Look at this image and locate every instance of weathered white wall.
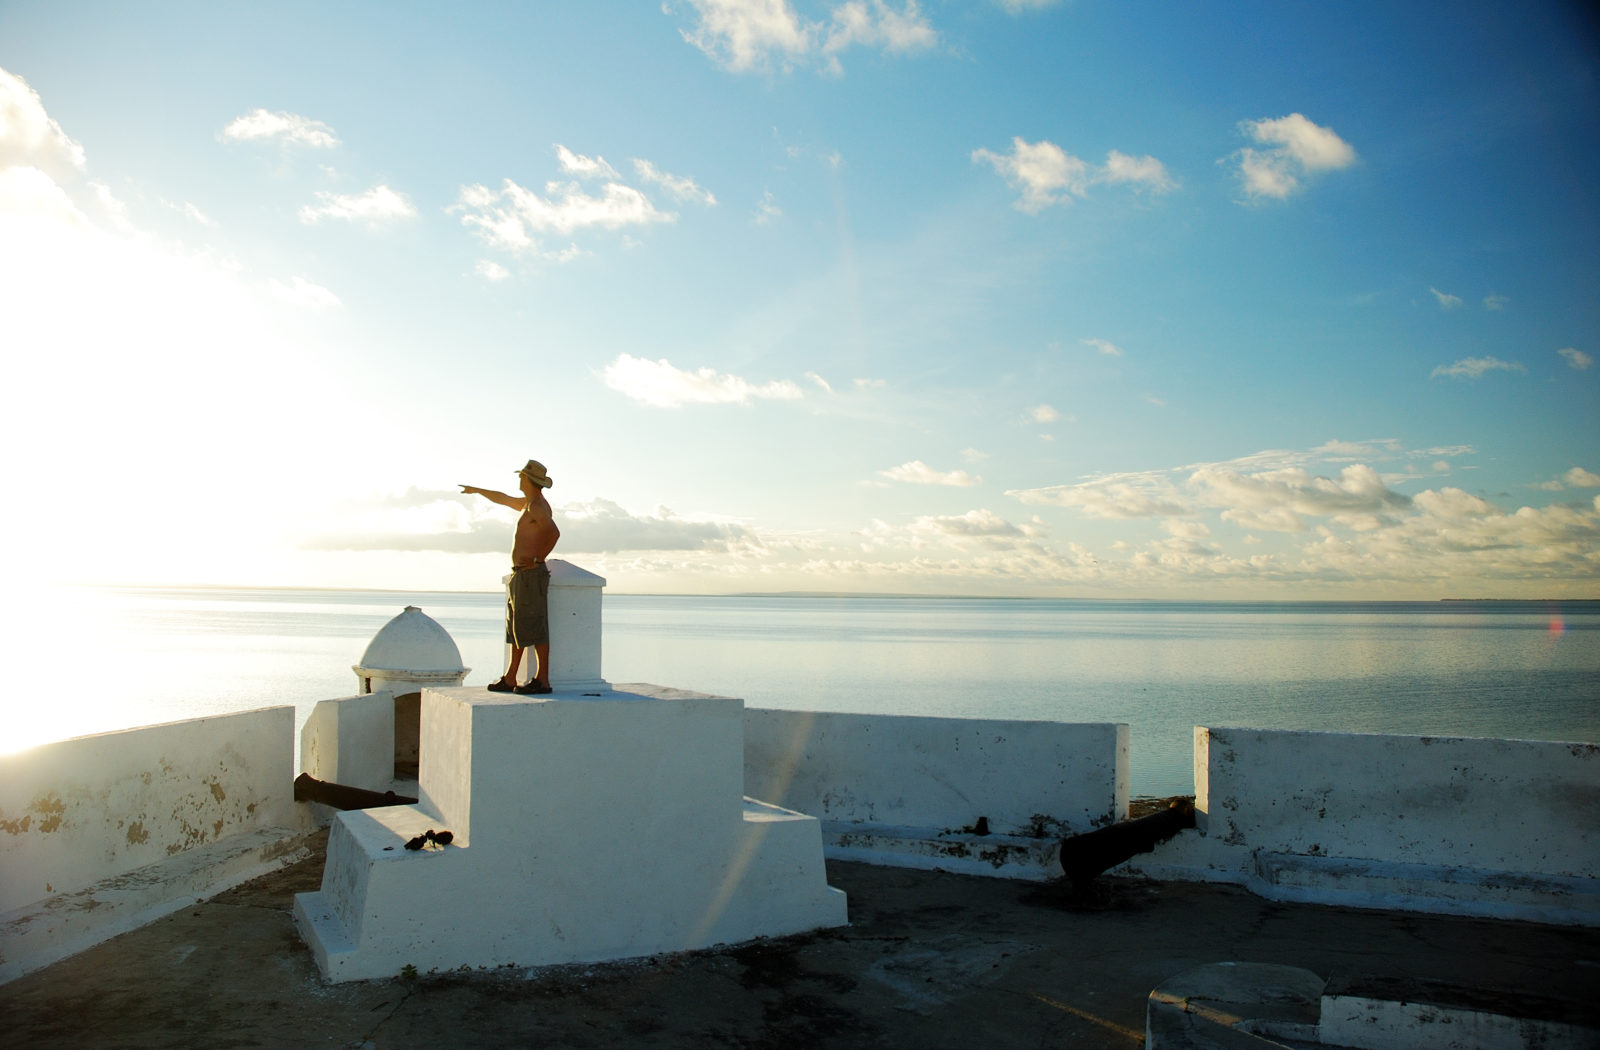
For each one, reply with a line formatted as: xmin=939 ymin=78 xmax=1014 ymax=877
xmin=0 ymin=707 xmax=313 ymax=982
xmin=743 ymin=708 xmax=1128 ymax=878
xmin=300 ymin=690 xmax=396 ymax=794
xmin=1127 ymin=727 xmax=1600 ymax=924
xmin=0 ymin=707 xmax=301 ymax=912
xmin=296 ymin=685 xmax=845 ymax=982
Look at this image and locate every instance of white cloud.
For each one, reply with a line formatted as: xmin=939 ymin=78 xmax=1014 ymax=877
xmin=1193 ymin=463 xmax=1411 ymax=533
xmin=1029 ymin=403 xmax=1060 ymax=423
xmin=268 ymin=275 xmax=342 ymax=310
xmin=675 ymin=0 xmax=936 ymax=73
xmin=1100 ymin=150 xmax=1178 ymax=192
xmin=633 ymin=158 xmax=717 ymax=205
xmin=1483 ymin=294 xmax=1509 ymax=311
xmin=1233 ymin=113 xmax=1356 ymax=200
xmin=996 ymin=0 xmax=1060 ymax=12
xmin=754 ymin=189 xmax=783 ymax=224
xmin=0 ymin=68 xmax=86 ymax=177
xmin=676 ymin=0 xmax=814 ymax=72
xmin=1562 ymin=467 xmax=1600 ymax=488
xmin=972 ymin=137 xmax=1173 ymax=211
xmin=219 ymin=108 xmax=339 ymax=149
xmin=556 ymin=145 xmax=619 ymax=180
xmin=601 ymin=353 xmax=804 ymax=407
xmin=1010 ymin=472 xmax=1192 ymax=519
xmin=558 ymin=499 xmax=762 ymax=553
xmin=455 ymin=176 xmax=672 ymax=252
xmin=1430 ymin=356 xmax=1526 ymax=380
xmin=1558 ymin=347 xmax=1593 ymax=370
xmin=878 ymin=461 xmax=982 ymax=487
xmin=824 ymin=1 xmax=938 ymax=57
xmin=1430 ymin=286 xmax=1463 ymax=309
xmin=474 ymin=259 xmax=510 ymax=282
xmin=298 ymin=184 xmax=416 ymax=227
xmin=1082 ymin=337 xmax=1124 ymax=356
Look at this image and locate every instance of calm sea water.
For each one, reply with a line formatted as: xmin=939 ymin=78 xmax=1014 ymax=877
xmin=11 ymin=587 xmax=1598 ymax=798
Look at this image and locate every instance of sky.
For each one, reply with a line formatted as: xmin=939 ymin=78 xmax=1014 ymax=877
xmin=2 ymin=0 xmax=1597 ymax=599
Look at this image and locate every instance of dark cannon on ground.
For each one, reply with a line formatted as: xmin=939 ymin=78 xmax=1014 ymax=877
xmin=1058 ymin=797 xmax=1195 ymax=887
xmin=293 ymin=772 xmax=419 ymax=811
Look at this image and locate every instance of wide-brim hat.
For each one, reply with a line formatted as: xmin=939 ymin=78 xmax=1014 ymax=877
xmin=517 ymin=459 xmax=553 ymax=488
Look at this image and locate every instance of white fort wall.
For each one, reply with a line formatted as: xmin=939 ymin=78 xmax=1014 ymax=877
xmin=1124 ymin=727 xmax=1600 ymax=925
xmin=0 ymin=707 xmax=316 ymax=983
xmin=743 ymin=708 xmax=1129 ymax=880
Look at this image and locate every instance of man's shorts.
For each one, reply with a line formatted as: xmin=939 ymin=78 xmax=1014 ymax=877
xmin=506 ymin=564 xmax=551 ymax=647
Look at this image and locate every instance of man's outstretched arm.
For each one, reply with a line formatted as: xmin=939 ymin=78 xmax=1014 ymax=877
xmin=460 ymin=484 xmax=526 ymax=510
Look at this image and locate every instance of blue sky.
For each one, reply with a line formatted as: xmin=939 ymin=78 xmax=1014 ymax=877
xmin=2 ymin=0 xmax=1596 ymax=597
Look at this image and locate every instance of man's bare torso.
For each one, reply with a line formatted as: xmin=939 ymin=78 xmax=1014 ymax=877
xmin=513 ymin=491 xmax=560 ymax=568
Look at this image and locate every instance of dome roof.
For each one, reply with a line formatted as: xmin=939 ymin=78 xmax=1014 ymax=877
xmin=356 ymin=606 xmax=466 ymax=673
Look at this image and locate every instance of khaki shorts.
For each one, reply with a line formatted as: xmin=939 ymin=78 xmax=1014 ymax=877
xmin=506 ymin=564 xmax=550 ymax=647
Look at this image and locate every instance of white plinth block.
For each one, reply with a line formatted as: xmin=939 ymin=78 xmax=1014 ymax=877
xmin=294 ymin=685 xmax=846 ymax=982
xmin=500 ymin=560 xmax=609 ymax=693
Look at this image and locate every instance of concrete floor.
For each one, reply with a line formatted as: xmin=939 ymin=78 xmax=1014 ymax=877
xmin=5 ymin=829 xmax=1597 ymax=1049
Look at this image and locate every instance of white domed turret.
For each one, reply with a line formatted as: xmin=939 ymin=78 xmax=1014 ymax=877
xmin=353 ymin=606 xmax=470 ymax=695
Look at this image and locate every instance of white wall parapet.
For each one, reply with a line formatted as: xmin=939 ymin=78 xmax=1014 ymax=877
xmin=743 ymin=708 xmax=1130 ymax=880
xmin=1122 ymin=727 xmax=1600 ymax=925
xmin=0 ymin=707 xmax=315 ymax=983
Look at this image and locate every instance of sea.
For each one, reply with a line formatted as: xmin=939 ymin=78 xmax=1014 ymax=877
xmin=11 ymin=587 xmax=1598 ymax=799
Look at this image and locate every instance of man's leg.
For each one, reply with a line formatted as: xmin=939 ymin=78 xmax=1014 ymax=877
xmin=532 ymin=642 xmax=550 ymax=687
xmin=489 ymin=646 xmax=525 ymax=691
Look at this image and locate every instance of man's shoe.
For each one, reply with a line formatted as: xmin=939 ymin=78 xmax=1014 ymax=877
xmin=515 ymin=681 xmax=553 ymax=695
xmin=486 ymin=679 xmax=515 ymax=693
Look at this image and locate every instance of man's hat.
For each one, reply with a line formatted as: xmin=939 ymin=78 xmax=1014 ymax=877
xmin=517 ymin=460 xmax=553 ymax=488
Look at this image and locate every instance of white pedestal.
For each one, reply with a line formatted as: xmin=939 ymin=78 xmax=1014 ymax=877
xmin=501 ymin=560 xmax=609 ymax=692
xmin=294 ymin=685 xmax=846 ymax=982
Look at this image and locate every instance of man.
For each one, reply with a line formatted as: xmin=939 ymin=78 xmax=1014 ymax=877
xmin=460 ymin=460 xmax=561 ymax=694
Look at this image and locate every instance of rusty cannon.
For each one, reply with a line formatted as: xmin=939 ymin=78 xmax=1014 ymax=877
xmin=293 ymin=772 xmax=419 ymax=811
xmin=1058 ymin=797 xmax=1195 ymax=887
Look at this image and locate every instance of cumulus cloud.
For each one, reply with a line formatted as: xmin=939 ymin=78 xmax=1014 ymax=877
xmin=455 ymin=144 xmax=703 ymax=255
xmin=1192 ymin=463 xmax=1411 ymax=533
xmin=268 ymin=276 xmax=342 ymax=310
xmin=0 ymin=68 xmax=86 ymax=177
xmin=559 ymin=499 xmax=761 ymax=553
xmin=633 ymin=159 xmax=716 ymax=205
xmin=675 ymin=0 xmax=935 ymax=74
xmin=601 ymin=353 xmax=804 ymax=407
xmin=1232 ymin=113 xmax=1356 ymax=201
xmin=1029 ymin=404 xmax=1060 ymax=424
xmin=972 ymin=137 xmax=1174 ymax=211
xmin=455 ymin=176 xmax=670 ymax=250
xmin=474 ymin=259 xmax=510 ymax=282
xmin=298 ymin=185 xmax=416 ymax=227
xmin=1430 ymin=356 xmax=1526 ymax=380
xmin=220 ymin=108 xmax=340 ymax=149
xmin=824 ymin=0 xmax=938 ymax=56
xmin=879 ymin=461 xmax=982 ymax=487
xmin=556 ymin=145 xmax=620 ymax=180
xmin=1559 ymin=347 xmax=1593 ymax=370
xmin=1082 ymin=337 xmax=1124 ymax=356
xmin=1010 ymin=472 xmax=1192 ymax=519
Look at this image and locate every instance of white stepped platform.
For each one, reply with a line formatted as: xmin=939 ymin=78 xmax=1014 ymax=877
xmin=294 ymin=684 xmax=846 ymax=983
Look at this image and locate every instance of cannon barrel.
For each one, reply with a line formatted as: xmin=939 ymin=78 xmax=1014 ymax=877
xmin=293 ymin=772 xmax=419 ymax=811
xmin=1058 ymin=798 xmax=1195 ymax=885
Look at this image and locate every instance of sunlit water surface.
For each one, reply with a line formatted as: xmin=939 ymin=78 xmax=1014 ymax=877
xmin=11 ymin=588 xmax=1596 ymax=797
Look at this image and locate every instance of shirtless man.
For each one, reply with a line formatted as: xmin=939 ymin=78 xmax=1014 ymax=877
xmin=460 ymin=460 xmax=561 ymax=694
